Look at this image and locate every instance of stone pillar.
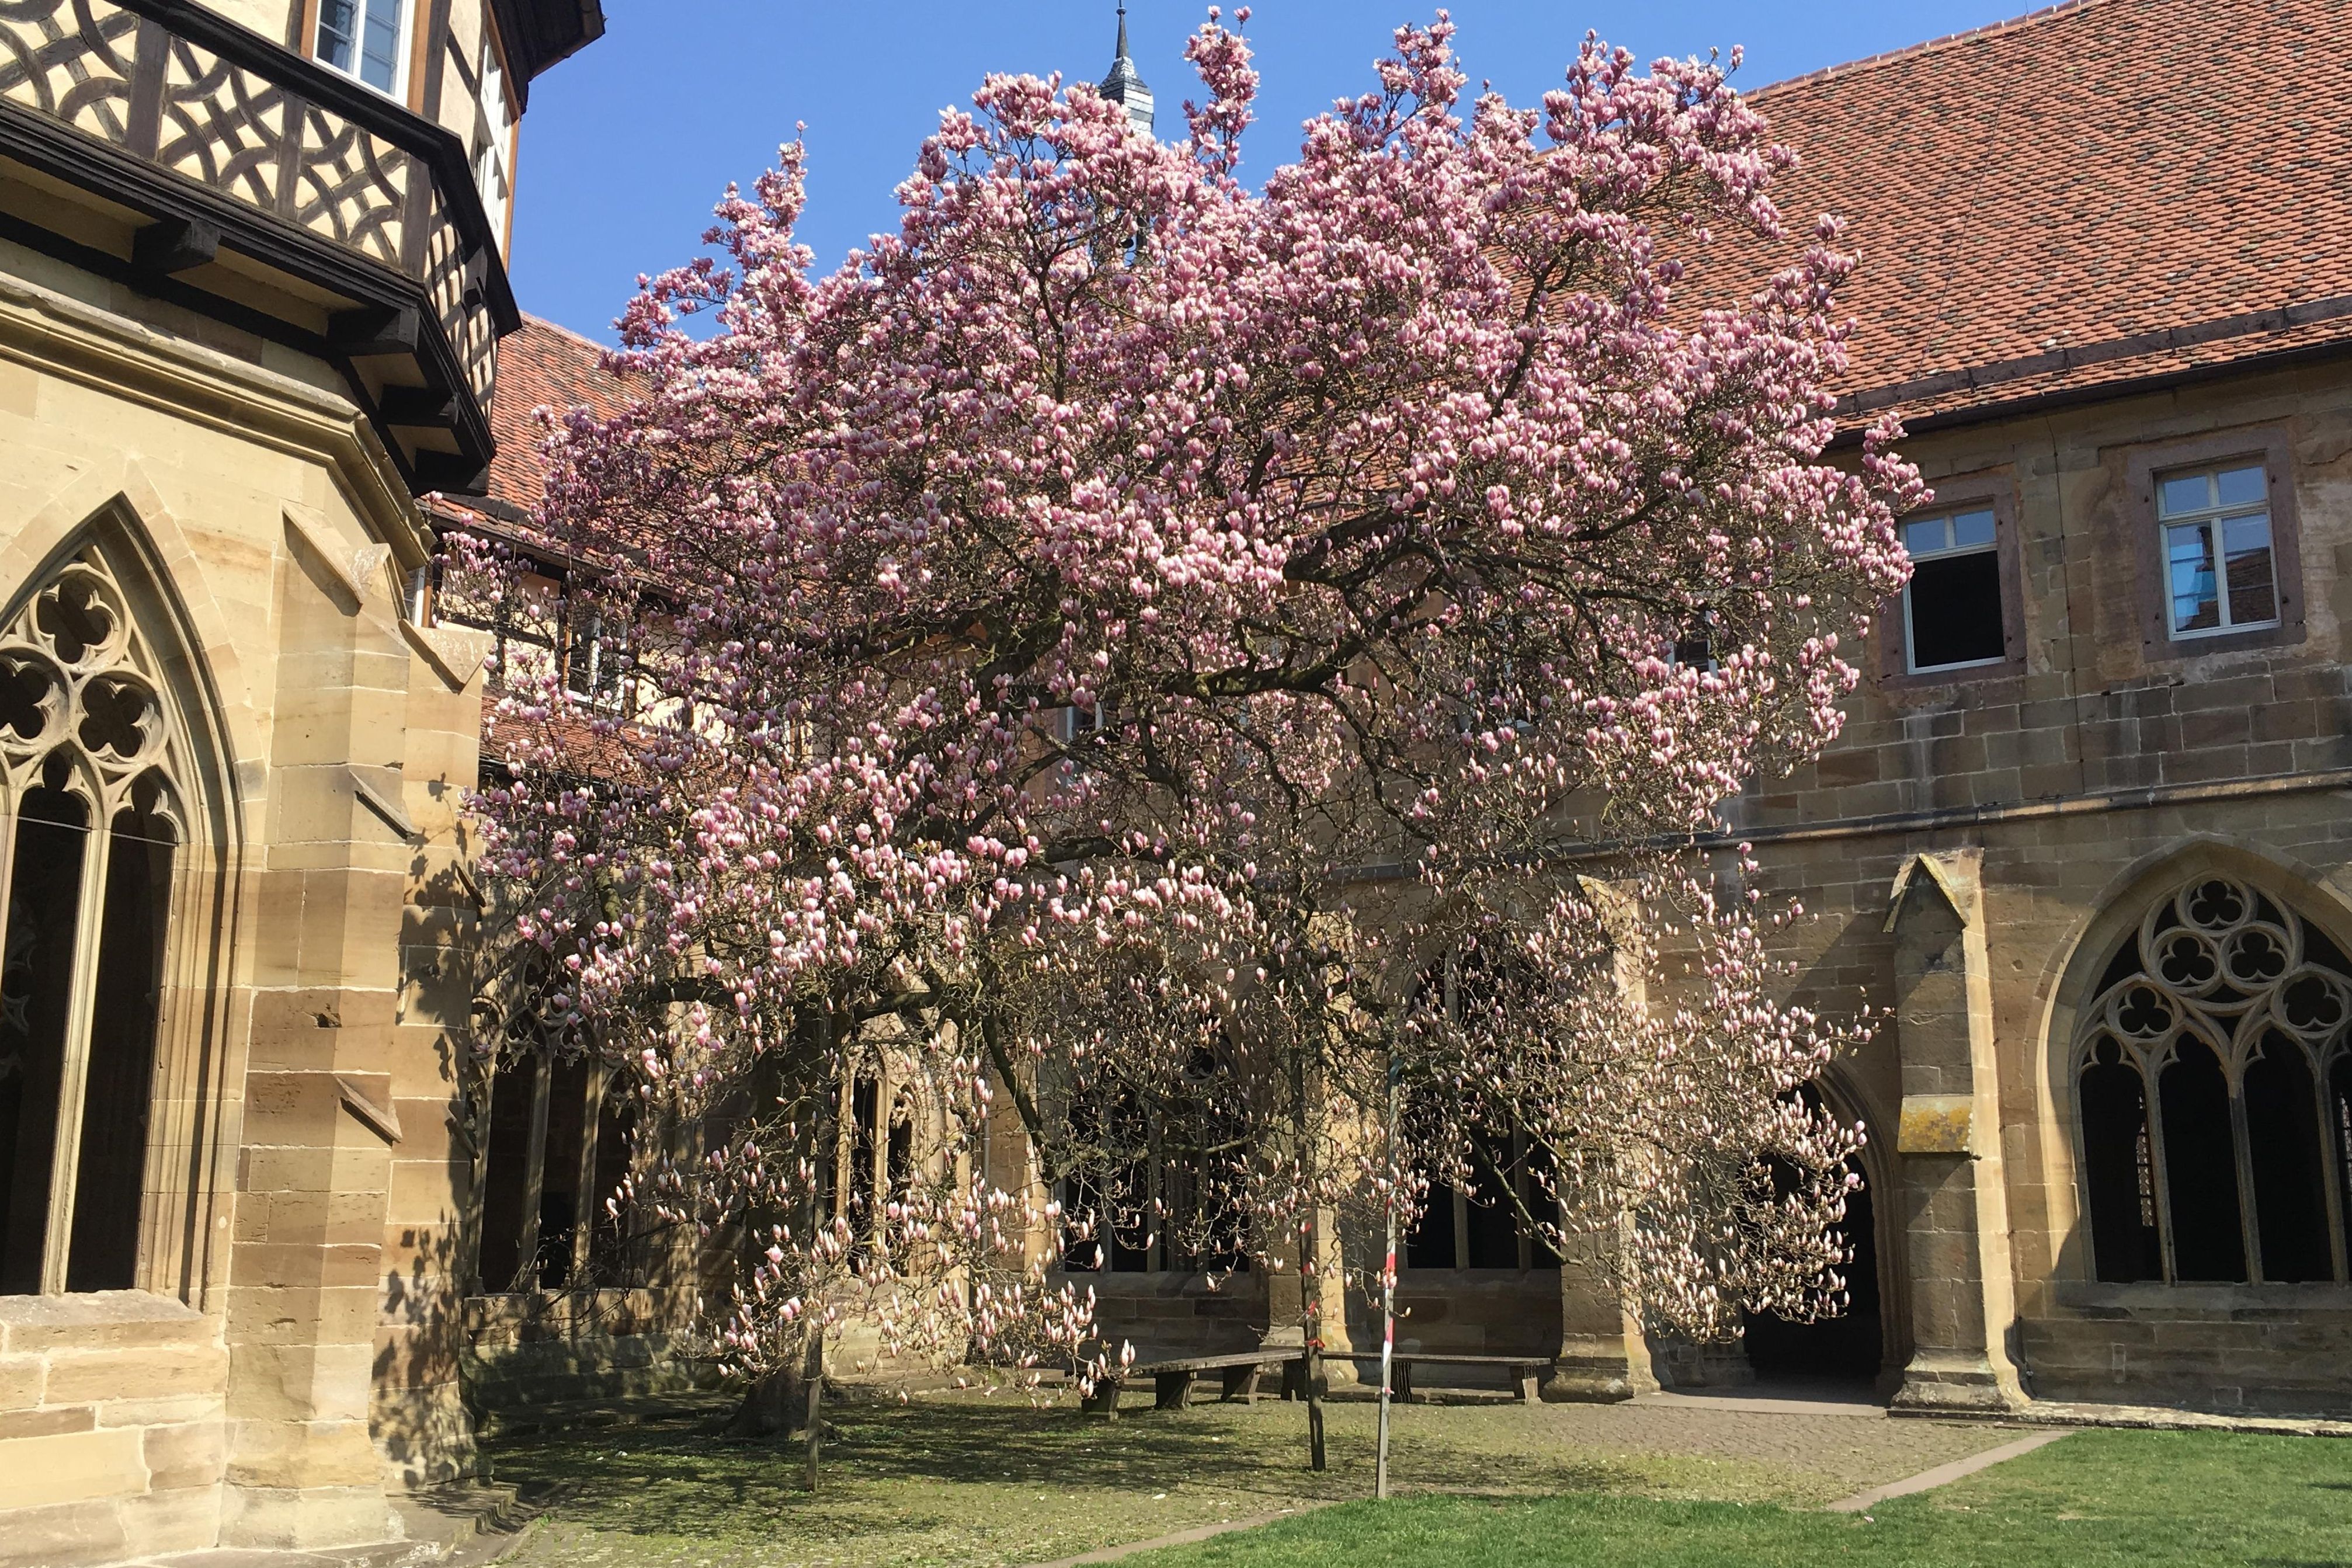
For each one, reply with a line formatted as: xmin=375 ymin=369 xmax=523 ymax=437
xmin=220 ymin=512 xmax=410 ymax=1548
xmin=1263 ymin=1207 xmax=1357 ymax=1391
xmin=1883 ymin=850 xmax=2024 ymax=1413
xmin=373 ymin=618 xmax=492 ymax=1487
xmin=1547 ymin=1226 xmax=1659 ymax=1400
xmin=1544 ymin=878 xmax=1659 ymax=1402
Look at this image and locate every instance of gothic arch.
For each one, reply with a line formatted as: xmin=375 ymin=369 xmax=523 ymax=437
xmin=2039 ymin=842 xmax=2352 ymax=1287
xmin=1808 ymin=1060 xmax=1910 ymax=1383
xmin=0 ymin=498 xmax=239 ymax=1301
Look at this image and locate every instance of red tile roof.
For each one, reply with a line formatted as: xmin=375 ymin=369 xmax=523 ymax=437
xmin=484 ymin=314 xmax=633 ymax=514
xmin=1748 ymin=0 xmax=2352 ymax=429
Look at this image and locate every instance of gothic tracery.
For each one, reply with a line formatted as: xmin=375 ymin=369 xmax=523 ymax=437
xmin=2076 ymin=875 xmax=2352 ymax=1285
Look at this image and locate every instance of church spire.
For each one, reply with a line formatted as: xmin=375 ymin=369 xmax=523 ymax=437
xmin=1100 ymin=2 xmax=1154 ymax=137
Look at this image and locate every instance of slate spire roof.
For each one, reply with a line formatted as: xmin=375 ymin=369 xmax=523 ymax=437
xmin=1100 ymin=3 xmax=1154 ymax=136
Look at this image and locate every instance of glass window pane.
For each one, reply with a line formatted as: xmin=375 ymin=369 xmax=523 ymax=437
xmin=1902 ymin=517 xmax=1947 ymax=556
xmin=360 ymin=0 xmax=404 ymax=92
xmin=315 ymin=0 xmax=358 ymax=71
xmin=2221 ymin=514 xmax=2277 ymax=627
xmin=2158 ymin=473 xmax=2211 ymax=519
xmin=2166 ymin=522 xmax=2220 ymax=633
xmin=1949 ymin=508 xmax=1997 ymax=550
xmin=2216 ymin=465 xmax=2267 ymax=509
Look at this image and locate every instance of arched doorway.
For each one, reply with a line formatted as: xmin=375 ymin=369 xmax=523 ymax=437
xmin=1739 ymin=1084 xmax=1892 ymax=1388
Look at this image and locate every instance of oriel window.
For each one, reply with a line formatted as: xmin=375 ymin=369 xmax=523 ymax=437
xmin=2158 ymin=464 xmax=2279 ymax=639
xmin=1901 ymin=506 xmax=2005 ymax=673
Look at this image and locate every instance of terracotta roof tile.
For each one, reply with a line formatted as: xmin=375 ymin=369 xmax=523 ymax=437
xmin=1745 ymin=0 xmax=2352 ymax=426
xmin=483 ymin=314 xmax=633 ymax=514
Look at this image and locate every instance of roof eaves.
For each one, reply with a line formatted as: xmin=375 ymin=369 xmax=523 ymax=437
xmin=1749 ymin=0 xmax=2107 ymax=100
xmin=1828 ymin=322 xmax=2352 ymax=447
xmin=1839 ymin=291 xmax=2352 ymax=422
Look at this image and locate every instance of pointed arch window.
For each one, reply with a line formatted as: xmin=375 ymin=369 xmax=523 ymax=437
xmin=0 ymin=547 xmax=194 ymax=1295
xmin=2075 ymin=876 xmax=2352 ymax=1285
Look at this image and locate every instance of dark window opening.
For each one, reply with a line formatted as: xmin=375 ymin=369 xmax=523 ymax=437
xmin=1906 ymin=551 xmax=2006 ymax=670
xmin=849 ymin=1073 xmax=879 ymax=1260
xmin=585 ymin=1086 xmax=639 ymax=1285
xmin=65 ymin=802 xmax=175 ymax=1292
xmin=2081 ymin=1041 xmax=2163 ymax=1282
xmin=1464 ymin=1129 xmax=1521 ymax=1269
xmin=531 ymin=1054 xmax=590 ymax=1289
xmin=475 ymin=1052 xmax=540 ymax=1292
xmin=2333 ymin=1057 xmax=2352 ymax=1271
xmin=2245 ymin=1037 xmax=2331 ymax=1282
xmin=0 ymin=787 xmax=89 ymax=1294
xmin=2159 ymin=1039 xmax=2247 ymax=1282
xmin=1404 ymin=1174 xmax=1457 ymax=1270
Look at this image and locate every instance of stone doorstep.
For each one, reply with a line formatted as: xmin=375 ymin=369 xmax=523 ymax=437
xmin=1888 ymin=1396 xmax=2352 ymax=1438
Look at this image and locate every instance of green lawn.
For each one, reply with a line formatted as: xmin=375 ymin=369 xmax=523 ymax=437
xmin=488 ymin=1391 xmax=2349 ymax=1568
xmin=1135 ymin=1429 xmax=2352 ymax=1567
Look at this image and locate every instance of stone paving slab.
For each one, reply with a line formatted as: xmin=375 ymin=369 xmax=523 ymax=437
xmin=1825 ymin=1430 xmax=2071 ymax=1513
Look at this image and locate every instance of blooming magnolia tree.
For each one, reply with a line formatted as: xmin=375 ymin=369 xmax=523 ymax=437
xmin=467 ymin=8 xmax=1920 ymax=1454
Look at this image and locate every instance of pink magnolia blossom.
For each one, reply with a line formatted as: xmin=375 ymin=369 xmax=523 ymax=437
xmin=461 ymin=12 xmax=1918 ymax=1404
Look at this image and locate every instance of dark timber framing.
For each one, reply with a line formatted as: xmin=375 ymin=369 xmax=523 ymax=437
xmin=0 ymin=0 xmax=534 ymax=493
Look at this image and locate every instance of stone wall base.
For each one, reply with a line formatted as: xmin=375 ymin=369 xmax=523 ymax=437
xmin=1892 ymin=1349 xmax=2023 ymax=1413
xmin=219 ymin=1482 xmax=400 ymax=1552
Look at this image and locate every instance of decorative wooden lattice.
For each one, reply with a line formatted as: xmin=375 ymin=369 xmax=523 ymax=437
xmin=0 ymin=0 xmax=498 ymax=413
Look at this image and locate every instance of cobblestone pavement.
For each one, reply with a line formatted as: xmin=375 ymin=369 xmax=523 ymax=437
xmin=1509 ymin=1390 xmax=2030 ymax=1501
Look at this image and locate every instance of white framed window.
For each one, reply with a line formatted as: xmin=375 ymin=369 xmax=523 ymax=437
xmin=315 ymin=0 xmax=413 ymax=98
xmin=1901 ymin=506 xmax=2004 ymax=673
xmin=2158 ymin=463 xmax=2278 ymax=639
xmin=473 ymin=32 xmax=517 ymax=254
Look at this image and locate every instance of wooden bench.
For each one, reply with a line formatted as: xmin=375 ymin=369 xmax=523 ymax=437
xmin=1081 ymin=1350 xmax=1302 ymax=1414
xmin=1380 ymin=1353 xmax=1552 ymax=1402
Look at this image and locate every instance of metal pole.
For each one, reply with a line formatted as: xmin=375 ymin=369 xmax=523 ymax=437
xmin=1375 ymin=1049 xmax=1398 ymax=1500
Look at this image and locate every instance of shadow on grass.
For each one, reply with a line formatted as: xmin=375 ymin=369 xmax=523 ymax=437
xmin=488 ymin=1398 xmax=1654 ymax=1543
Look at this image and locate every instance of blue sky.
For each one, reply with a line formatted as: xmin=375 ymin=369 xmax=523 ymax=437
xmin=509 ymin=1 xmax=2033 ymax=342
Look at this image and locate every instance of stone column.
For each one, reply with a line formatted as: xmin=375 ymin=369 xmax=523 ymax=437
xmin=1544 ymin=878 xmax=1658 ymax=1402
xmin=1883 ymin=850 xmax=2024 ymax=1413
xmin=220 ymin=512 xmax=410 ymax=1548
xmin=373 ymin=617 xmax=492 ymax=1488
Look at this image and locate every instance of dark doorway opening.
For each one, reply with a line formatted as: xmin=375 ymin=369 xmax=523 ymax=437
xmin=1741 ymin=1163 xmax=1885 ymax=1386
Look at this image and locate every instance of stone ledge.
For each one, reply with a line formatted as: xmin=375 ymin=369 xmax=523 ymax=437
xmin=0 ymin=1291 xmax=214 ymax=1355
xmin=1891 ymin=1395 xmax=2352 ymax=1437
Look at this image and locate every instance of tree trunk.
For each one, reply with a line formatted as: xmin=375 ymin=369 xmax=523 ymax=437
xmin=718 ymin=1363 xmax=802 ymax=1441
xmin=1303 ymin=1213 xmax=1328 ymax=1473
xmin=802 ymin=1322 xmax=826 ymax=1489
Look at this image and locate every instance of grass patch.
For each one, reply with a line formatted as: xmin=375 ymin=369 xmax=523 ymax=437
xmin=1135 ymin=1429 xmax=2352 ymax=1567
xmin=489 ymin=1389 xmax=2018 ymax=1567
